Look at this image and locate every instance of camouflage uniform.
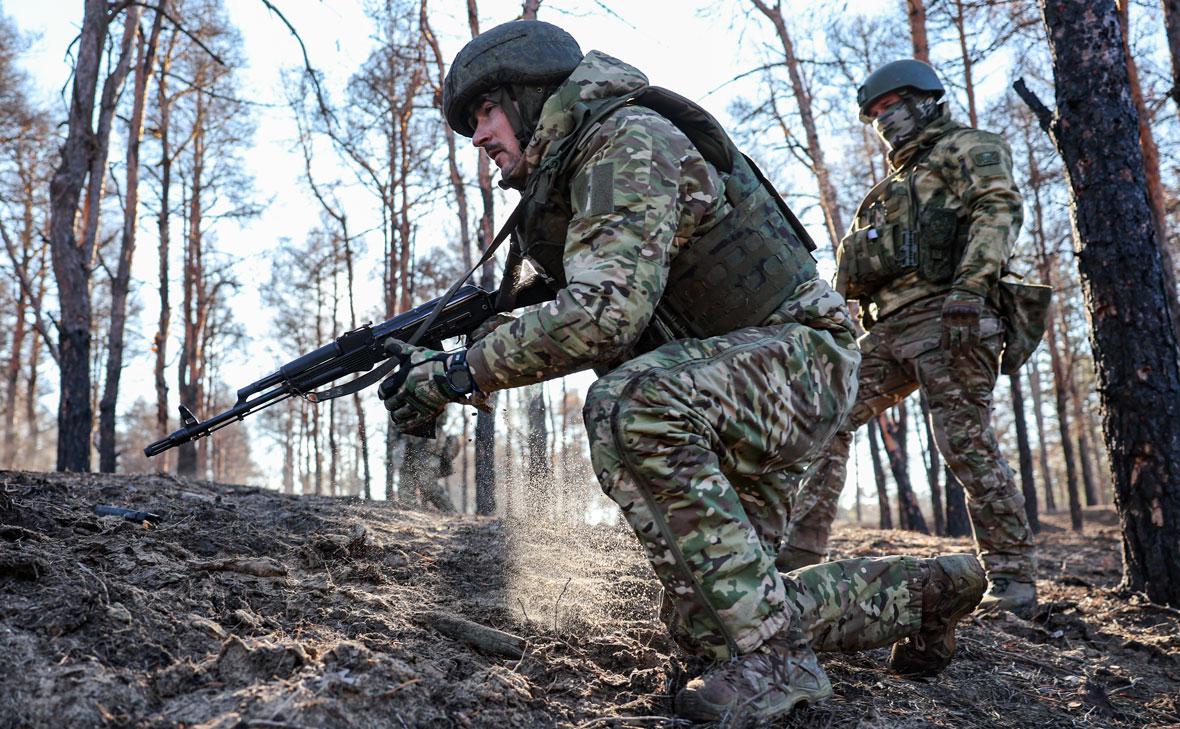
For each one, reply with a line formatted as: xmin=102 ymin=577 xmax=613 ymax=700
xmin=464 ymin=51 xmax=969 ymax=661
xmin=791 ymin=107 xmax=1036 ymax=586
xmin=398 ymin=434 xmax=460 ymax=513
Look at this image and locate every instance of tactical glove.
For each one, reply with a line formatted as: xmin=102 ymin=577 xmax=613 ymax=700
xmin=378 ymin=340 xmax=477 ymax=438
xmin=940 ymin=290 xmax=984 ymax=360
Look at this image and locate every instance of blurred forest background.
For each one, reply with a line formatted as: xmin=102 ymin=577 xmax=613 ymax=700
xmin=0 ymin=0 xmax=1177 ymax=574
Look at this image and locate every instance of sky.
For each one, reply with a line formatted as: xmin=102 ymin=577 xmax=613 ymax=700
xmin=6 ymin=0 xmax=946 ymax=509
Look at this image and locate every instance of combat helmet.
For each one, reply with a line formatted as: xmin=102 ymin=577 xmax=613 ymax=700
xmin=857 ymin=59 xmax=945 ymax=118
xmin=442 ymin=20 xmax=583 ymax=141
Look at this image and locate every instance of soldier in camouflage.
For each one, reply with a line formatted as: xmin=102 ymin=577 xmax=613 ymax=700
xmin=786 ymin=60 xmax=1038 ymax=615
xmin=378 ymin=23 xmax=986 ymax=722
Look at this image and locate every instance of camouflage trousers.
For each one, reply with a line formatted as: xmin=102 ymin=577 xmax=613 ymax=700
xmin=790 ymin=294 xmax=1035 ymax=582
xmin=787 ymin=555 xmax=927 ymax=651
xmin=660 ymin=554 xmax=934 ymax=656
xmin=584 ymin=319 xmax=859 ymax=660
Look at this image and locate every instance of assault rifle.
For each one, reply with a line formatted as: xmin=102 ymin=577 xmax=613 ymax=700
xmin=144 ymin=281 xmax=548 ymax=457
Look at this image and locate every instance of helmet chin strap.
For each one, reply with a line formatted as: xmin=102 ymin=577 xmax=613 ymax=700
xmin=494 ymin=84 xmax=556 ymax=148
xmin=490 ymin=86 xmax=532 ymax=147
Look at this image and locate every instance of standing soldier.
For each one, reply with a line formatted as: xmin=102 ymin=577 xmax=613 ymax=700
xmin=379 ymin=24 xmax=986 ymax=721
xmin=787 ymin=60 xmax=1037 ymax=615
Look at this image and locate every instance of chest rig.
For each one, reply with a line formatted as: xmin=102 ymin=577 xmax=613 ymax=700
xmin=496 ymin=85 xmax=819 ymax=354
xmin=840 ymin=130 xmax=970 ymax=299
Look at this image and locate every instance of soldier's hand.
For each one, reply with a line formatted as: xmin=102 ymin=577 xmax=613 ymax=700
xmin=378 ymin=340 xmax=477 ymax=437
xmin=465 ymin=313 xmax=516 ymax=347
xmin=940 ymin=291 xmax=984 ymax=360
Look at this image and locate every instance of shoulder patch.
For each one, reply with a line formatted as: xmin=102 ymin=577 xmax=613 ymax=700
xmin=587 ymin=161 xmax=616 ymax=217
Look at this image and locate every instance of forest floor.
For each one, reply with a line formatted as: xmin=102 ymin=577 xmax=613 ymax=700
xmin=1 ymin=470 xmax=1178 ymax=729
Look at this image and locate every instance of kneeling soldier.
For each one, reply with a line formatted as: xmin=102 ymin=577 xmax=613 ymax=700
xmin=379 ymin=24 xmax=986 ymax=721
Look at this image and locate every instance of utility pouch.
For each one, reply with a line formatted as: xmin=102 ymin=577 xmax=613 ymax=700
xmin=917 ymin=206 xmax=960 ymax=283
xmin=840 ymin=223 xmax=902 ymax=294
xmin=997 ymin=276 xmax=1053 ymax=375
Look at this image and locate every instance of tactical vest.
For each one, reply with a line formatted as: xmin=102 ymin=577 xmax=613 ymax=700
xmin=840 ymin=130 xmax=970 ymax=298
xmin=497 ymin=86 xmax=819 ymax=353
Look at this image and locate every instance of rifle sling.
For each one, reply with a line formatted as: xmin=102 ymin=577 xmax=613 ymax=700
xmin=307 ymin=201 xmax=525 ymax=403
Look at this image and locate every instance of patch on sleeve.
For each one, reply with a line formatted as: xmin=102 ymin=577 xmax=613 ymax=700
xmin=970 ymin=146 xmax=1002 ymax=168
xmin=588 ymin=161 xmax=616 ymax=217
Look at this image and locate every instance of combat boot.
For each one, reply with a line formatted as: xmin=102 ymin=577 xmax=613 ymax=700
xmin=675 ymin=623 xmax=832 ymax=722
xmin=775 ymin=545 xmax=825 ymax=573
xmin=977 ymin=576 xmax=1037 ymax=617
xmin=889 ymin=554 xmax=986 ymax=678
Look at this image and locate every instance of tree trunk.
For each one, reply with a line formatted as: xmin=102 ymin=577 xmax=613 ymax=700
xmin=1165 ymin=0 xmax=1180 ymax=117
xmin=944 ymin=467 xmax=971 ymax=536
xmin=1120 ymin=2 xmax=1180 ymax=350
xmin=880 ymin=402 xmax=929 ymax=533
xmin=749 ymin=0 xmax=844 ymax=248
xmin=906 ymin=0 xmax=930 ymax=61
xmin=1027 ymin=360 xmax=1057 ymax=511
xmin=467 ymin=0 xmax=498 ymax=513
xmin=2 ymin=196 xmax=34 ymax=467
xmin=951 ymin=0 xmax=978 ymax=126
xmin=1085 ymin=411 xmax=1110 ymax=504
xmin=177 ymin=104 xmax=207 ymax=477
xmin=1009 ymin=371 xmax=1040 ymax=533
xmin=868 ymin=417 xmax=892 ymax=529
xmin=526 ymin=386 xmax=551 ymax=518
xmin=853 ymin=430 xmax=863 ymax=524
xmin=48 ymin=0 xmax=110 ymax=472
xmin=1059 ymin=310 xmax=1099 ymax=506
xmin=919 ymin=391 xmax=945 ymax=535
xmin=100 ymin=7 xmax=163 ymax=473
xmin=26 ymin=259 xmax=47 ymax=455
xmin=1029 ymin=0 xmax=1180 ymax=606
xmin=1046 ymin=301 xmax=1084 ymax=531
xmin=1021 ymin=126 xmax=1084 ymax=531
xmin=154 ymin=38 xmax=175 ymax=471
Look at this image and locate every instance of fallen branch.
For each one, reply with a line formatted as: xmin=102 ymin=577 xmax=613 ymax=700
xmin=416 ymin=611 xmax=526 ymax=659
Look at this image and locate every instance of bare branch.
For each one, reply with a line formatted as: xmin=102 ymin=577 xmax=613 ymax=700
xmin=0 ymin=216 xmax=60 ymax=362
xmin=1012 ymin=77 xmax=1056 ymax=137
xmin=257 ymin=0 xmax=335 ymax=128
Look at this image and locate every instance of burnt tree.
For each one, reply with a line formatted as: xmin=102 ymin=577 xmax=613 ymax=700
xmin=1009 ymin=372 xmax=1039 ymax=533
xmin=1018 ymin=0 xmax=1180 ymax=606
xmin=880 ymin=403 xmax=929 ymax=534
xmin=48 ymin=1 xmax=136 ymax=470
xmin=867 ymin=417 xmax=892 ymax=529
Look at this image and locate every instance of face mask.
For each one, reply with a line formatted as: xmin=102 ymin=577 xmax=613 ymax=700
xmin=871 ymin=94 xmax=941 ymax=149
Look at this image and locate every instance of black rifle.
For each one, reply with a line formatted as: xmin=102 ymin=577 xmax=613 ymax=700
xmin=145 ymin=283 xmax=539 ymax=457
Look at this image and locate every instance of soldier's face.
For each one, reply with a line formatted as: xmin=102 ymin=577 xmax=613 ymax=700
xmin=866 ymin=91 xmax=904 ymax=119
xmin=472 ymin=97 xmax=525 ymax=180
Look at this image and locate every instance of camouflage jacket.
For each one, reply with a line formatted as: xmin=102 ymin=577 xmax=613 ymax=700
xmin=835 ymin=107 xmax=1023 ymax=321
xmin=468 ymin=51 xmax=853 ymax=392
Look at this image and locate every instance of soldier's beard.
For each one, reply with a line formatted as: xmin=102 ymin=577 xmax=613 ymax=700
xmin=872 ymin=95 xmax=942 ymax=150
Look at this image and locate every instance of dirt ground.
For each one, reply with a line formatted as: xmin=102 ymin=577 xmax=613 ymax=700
xmin=1 ymin=470 xmax=1177 ymax=729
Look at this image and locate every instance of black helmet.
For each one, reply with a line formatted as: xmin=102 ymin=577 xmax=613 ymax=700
xmin=442 ymin=20 xmax=583 ymax=137
xmin=857 ymin=59 xmax=945 ymax=117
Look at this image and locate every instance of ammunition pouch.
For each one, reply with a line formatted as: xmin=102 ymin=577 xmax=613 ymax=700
xmin=996 ymin=277 xmax=1053 ymax=375
xmin=840 ymin=225 xmax=905 ymax=297
xmin=916 ymin=206 xmax=963 ymax=284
